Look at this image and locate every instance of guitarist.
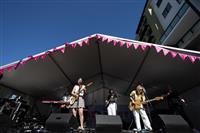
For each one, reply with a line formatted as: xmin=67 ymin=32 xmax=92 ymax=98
xmin=71 ymin=78 xmax=87 ymax=131
xmin=130 ymin=84 xmax=152 ymax=132
xmin=106 ymin=89 xmax=118 ymax=116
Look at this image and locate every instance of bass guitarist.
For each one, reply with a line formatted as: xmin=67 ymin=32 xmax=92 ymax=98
xmin=105 ymin=89 xmax=118 ymax=116
xmin=129 ymin=84 xmax=152 ymax=132
xmin=71 ymin=78 xmax=87 ymax=131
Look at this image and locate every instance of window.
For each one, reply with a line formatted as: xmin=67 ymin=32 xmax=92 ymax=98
xmin=162 ymin=3 xmax=172 ymax=18
xmin=156 ymin=0 xmax=163 ymax=7
xmin=155 ymin=24 xmax=159 ymax=30
xmin=176 ymin=0 xmax=182 ymax=4
xmin=148 ymin=8 xmax=153 ymax=15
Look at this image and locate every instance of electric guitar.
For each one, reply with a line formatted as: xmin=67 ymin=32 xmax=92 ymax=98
xmin=128 ymin=96 xmax=164 ymax=111
xmin=68 ymin=82 xmax=93 ymax=105
xmin=105 ymin=95 xmax=117 ymax=108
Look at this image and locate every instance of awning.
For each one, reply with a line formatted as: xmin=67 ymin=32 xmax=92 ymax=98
xmin=0 ymin=34 xmax=200 ymax=98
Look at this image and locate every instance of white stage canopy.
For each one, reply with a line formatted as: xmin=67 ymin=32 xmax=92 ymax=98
xmin=0 ymin=34 xmax=200 ymax=99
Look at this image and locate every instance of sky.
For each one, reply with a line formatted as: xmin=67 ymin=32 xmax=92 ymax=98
xmin=0 ymin=0 xmax=145 ymax=66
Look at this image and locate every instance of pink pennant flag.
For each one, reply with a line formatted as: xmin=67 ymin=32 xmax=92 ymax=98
xmin=41 ymin=53 xmax=47 ymax=59
xmin=178 ymin=53 xmax=187 ymax=60
xmin=14 ymin=62 xmax=19 ymax=70
xmin=71 ymin=43 xmax=77 ymax=48
xmin=113 ymin=40 xmax=118 ymax=46
xmin=59 ymin=48 xmax=65 ymax=54
xmin=163 ymin=49 xmax=169 ymax=56
xmin=34 ymin=56 xmax=40 ymax=61
xmin=141 ymin=45 xmax=147 ymax=51
xmin=119 ymin=41 xmax=125 ymax=47
xmin=83 ymin=39 xmax=89 ymax=44
xmin=64 ymin=42 xmax=69 ymax=47
xmin=107 ymin=38 xmax=112 ymax=43
xmin=20 ymin=60 xmax=25 ymax=65
xmin=7 ymin=66 xmax=13 ymax=72
xmin=78 ymin=42 xmax=83 ymax=47
xmin=88 ymin=35 xmax=93 ymax=40
xmin=0 ymin=68 xmax=5 ymax=74
xmin=96 ymin=34 xmax=102 ymax=40
xmin=49 ymin=48 xmax=57 ymax=53
xmin=188 ymin=55 xmax=196 ymax=63
xmin=169 ymin=51 xmax=177 ymax=58
xmin=126 ymin=42 xmax=132 ymax=48
xmin=155 ymin=46 xmax=162 ymax=53
xmin=19 ymin=56 xmax=32 ymax=66
xmin=102 ymin=37 xmax=108 ymax=43
xmin=133 ymin=43 xmax=139 ymax=50
xmin=21 ymin=56 xmax=33 ymax=64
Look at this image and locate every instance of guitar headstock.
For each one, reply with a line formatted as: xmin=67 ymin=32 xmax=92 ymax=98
xmin=155 ymin=96 xmax=164 ymax=101
xmin=87 ymin=82 xmax=93 ymax=87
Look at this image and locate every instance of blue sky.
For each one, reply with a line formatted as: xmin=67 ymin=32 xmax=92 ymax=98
xmin=0 ymin=0 xmax=145 ymax=66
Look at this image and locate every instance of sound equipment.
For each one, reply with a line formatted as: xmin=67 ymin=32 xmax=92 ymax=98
xmin=0 ymin=114 xmax=12 ymax=133
xmin=95 ymin=115 xmax=122 ymax=133
xmin=159 ymin=114 xmax=192 ymax=133
xmin=45 ymin=113 xmax=72 ymax=132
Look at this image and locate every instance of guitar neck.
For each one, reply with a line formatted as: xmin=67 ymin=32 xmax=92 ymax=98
xmin=143 ymin=98 xmax=157 ymax=103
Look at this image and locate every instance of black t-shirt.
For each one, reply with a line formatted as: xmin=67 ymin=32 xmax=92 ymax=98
xmin=166 ymin=91 xmax=185 ymax=112
xmin=107 ymin=93 xmax=117 ymax=103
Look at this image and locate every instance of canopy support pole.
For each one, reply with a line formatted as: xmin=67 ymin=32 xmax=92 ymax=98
xmin=125 ymin=47 xmax=151 ymax=94
xmin=97 ymin=41 xmax=105 ymax=88
xmin=48 ymin=54 xmax=74 ymax=85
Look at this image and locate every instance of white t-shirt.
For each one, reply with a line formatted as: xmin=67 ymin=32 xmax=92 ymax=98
xmin=72 ymin=85 xmax=86 ymax=97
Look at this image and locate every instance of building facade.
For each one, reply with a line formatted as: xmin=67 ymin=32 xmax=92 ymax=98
xmin=135 ymin=0 xmax=200 ymax=51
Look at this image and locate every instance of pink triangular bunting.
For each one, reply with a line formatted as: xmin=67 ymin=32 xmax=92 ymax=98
xmin=113 ymin=40 xmax=118 ymax=46
xmin=78 ymin=42 xmax=83 ymax=47
xmin=155 ymin=46 xmax=162 ymax=53
xmin=41 ymin=53 xmax=47 ymax=59
xmin=169 ymin=51 xmax=177 ymax=58
xmin=14 ymin=63 xmax=19 ymax=70
xmin=179 ymin=53 xmax=187 ymax=60
xmin=141 ymin=45 xmax=147 ymax=51
xmin=133 ymin=43 xmax=139 ymax=49
xmin=96 ymin=34 xmax=102 ymax=40
xmin=0 ymin=68 xmax=5 ymax=74
xmin=163 ymin=49 xmax=169 ymax=56
xmin=7 ymin=66 xmax=13 ymax=72
xmin=126 ymin=42 xmax=132 ymax=48
xmin=71 ymin=43 xmax=77 ymax=48
xmin=34 ymin=56 xmax=40 ymax=61
xmin=107 ymin=38 xmax=112 ymax=43
xmin=119 ymin=41 xmax=125 ymax=47
xmin=102 ymin=37 xmax=108 ymax=42
xmin=83 ymin=39 xmax=89 ymax=44
xmin=188 ymin=55 xmax=196 ymax=63
xmin=59 ymin=48 xmax=65 ymax=53
xmin=64 ymin=42 xmax=69 ymax=47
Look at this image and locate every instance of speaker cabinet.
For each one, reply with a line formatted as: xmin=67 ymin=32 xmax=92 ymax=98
xmin=46 ymin=113 xmax=72 ymax=132
xmin=95 ymin=115 xmax=122 ymax=133
xmin=159 ymin=114 xmax=192 ymax=133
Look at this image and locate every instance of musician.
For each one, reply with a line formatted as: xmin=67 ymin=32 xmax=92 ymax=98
xmin=130 ymin=84 xmax=152 ymax=132
xmin=165 ymin=87 xmax=194 ymax=129
xmin=71 ymin=78 xmax=86 ymax=131
xmin=106 ymin=89 xmax=118 ymax=116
